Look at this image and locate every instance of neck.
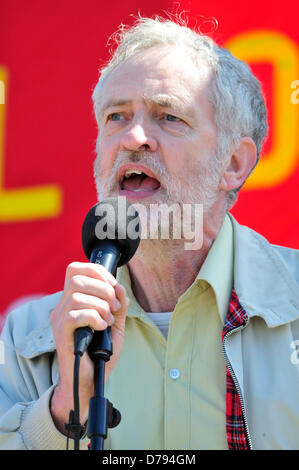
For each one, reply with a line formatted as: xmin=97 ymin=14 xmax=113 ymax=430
xmin=128 ymin=209 xmax=226 ymax=313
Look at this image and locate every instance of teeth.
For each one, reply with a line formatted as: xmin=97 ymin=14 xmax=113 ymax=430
xmin=124 ymin=169 xmax=143 ymax=178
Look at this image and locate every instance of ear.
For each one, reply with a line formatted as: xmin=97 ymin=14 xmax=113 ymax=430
xmin=219 ymin=137 xmax=257 ymax=192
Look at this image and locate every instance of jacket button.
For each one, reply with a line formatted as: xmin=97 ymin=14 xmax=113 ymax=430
xmin=169 ymin=368 xmax=180 ymax=380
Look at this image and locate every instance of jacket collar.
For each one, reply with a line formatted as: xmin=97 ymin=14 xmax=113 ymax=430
xmin=229 ymin=214 xmax=299 ymax=327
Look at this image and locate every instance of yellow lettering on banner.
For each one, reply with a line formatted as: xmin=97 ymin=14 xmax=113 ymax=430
xmin=0 ymin=80 xmax=4 ymax=104
xmin=226 ymin=31 xmax=299 ymax=189
xmin=0 ymin=67 xmax=62 ymax=222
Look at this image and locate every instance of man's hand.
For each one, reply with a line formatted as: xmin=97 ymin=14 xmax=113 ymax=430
xmin=49 ymin=262 xmax=129 ymax=435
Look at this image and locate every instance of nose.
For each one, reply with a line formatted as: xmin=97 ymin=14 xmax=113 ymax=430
xmin=119 ymin=115 xmax=158 ymax=152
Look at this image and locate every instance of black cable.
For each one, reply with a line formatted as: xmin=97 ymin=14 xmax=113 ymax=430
xmin=73 ymin=353 xmax=81 ymax=450
xmin=64 ymin=327 xmax=94 ymax=450
xmin=65 ymin=353 xmax=85 ymax=450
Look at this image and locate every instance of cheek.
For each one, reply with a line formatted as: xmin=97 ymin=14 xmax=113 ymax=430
xmin=166 ymin=141 xmax=198 ymax=178
xmin=97 ymin=133 xmax=118 ymax=168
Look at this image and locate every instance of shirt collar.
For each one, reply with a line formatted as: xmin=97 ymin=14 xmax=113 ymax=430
xmin=195 ymin=213 xmax=234 ymax=324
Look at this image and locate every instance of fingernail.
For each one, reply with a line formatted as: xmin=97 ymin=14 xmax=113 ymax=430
xmin=109 ymin=275 xmax=117 ymax=287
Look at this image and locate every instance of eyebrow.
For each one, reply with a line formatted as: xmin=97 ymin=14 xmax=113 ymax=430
xmin=147 ymin=94 xmax=188 ymax=115
xmin=100 ymin=94 xmax=191 ymax=118
xmin=99 ymin=99 xmax=130 ymax=116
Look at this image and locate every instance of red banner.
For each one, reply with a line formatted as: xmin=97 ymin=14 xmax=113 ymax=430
xmin=0 ymin=0 xmax=298 ymax=326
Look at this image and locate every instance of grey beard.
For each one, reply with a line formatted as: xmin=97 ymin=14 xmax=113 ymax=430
xmin=94 ymin=148 xmax=222 ymax=211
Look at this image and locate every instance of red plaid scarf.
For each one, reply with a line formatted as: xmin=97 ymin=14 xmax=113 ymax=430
xmin=222 ymin=289 xmax=251 ymax=450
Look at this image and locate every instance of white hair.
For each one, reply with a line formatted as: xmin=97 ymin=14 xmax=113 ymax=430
xmin=92 ymin=15 xmax=268 ymax=205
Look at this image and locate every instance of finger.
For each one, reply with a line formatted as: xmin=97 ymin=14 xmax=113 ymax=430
xmin=65 ymin=275 xmax=121 ymax=313
xmin=64 ymin=262 xmax=117 ymax=288
xmin=64 ymin=292 xmax=115 ymax=326
xmin=112 ymin=284 xmax=130 ymax=323
xmin=66 ymin=309 xmax=109 ymax=333
xmin=114 ymin=283 xmax=128 ymax=305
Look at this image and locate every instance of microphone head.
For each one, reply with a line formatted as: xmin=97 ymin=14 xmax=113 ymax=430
xmin=81 ymin=197 xmax=141 ymax=267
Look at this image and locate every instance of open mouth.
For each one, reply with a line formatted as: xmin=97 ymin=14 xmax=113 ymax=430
xmin=118 ymin=166 xmax=161 ymax=197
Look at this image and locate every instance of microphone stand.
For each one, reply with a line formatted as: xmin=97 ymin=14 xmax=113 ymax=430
xmin=87 ymin=248 xmax=122 ymax=450
xmin=87 ymin=328 xmax=121 ymax=450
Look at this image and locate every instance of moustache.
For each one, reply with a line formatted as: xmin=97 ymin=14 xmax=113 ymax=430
xmin=110 ymin=150 xmax=169 ymax=184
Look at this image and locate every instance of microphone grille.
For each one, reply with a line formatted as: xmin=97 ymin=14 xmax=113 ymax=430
xmin=81 ymin=197 xmax=141 ymax=266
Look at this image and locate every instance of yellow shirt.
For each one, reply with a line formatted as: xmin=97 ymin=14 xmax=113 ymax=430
xmin=104 ymin=214 xmax=234 ymax=450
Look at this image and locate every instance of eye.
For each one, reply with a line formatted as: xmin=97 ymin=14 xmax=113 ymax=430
xmin=107 ymin=112 xmax=123 ymax=122
xmin=164 ymin=114 xmax=181 ymax=122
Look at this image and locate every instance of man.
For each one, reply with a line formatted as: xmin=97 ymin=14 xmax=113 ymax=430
xmin=0 ymin=16 xmax=299 ymax=450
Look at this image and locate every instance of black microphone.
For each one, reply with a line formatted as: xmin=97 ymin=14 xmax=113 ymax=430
xmin=74 ymin=197 xmax=141 ymax=356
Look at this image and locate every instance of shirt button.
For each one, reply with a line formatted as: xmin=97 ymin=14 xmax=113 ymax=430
xmin=169 ymin=368 xmax=180 ymax=380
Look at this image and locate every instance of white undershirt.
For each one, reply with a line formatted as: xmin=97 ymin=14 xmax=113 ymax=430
xmin=146 ymin=311 xmax=173 ymax=339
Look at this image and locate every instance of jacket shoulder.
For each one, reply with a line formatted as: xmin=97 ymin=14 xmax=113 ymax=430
xmin=271 ymin=245 xmax=299 ymax=284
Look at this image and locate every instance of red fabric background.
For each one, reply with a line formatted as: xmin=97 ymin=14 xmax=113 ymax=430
xmin=0 ymin=0 xmax=298 ymax=325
